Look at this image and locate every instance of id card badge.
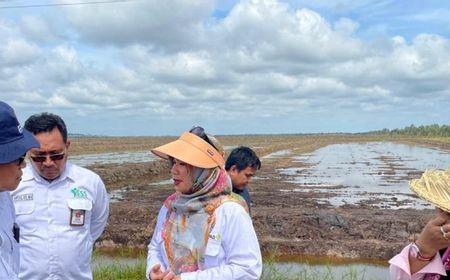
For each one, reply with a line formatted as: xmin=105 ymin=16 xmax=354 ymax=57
xmin=70 ymin=209 xmax=86 ymax=226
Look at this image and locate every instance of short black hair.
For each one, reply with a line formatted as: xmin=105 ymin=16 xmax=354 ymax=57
xmin=225 ymin=146 xmax=261 ymax=172
xmin=24 ymin=113 xmax=68 ymax=143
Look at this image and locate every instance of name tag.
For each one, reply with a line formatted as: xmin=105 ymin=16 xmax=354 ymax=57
xmin=13 ymin=193 xmax=33 ymax=202
xmin=70 ymin=209 xmax=86 ymax=226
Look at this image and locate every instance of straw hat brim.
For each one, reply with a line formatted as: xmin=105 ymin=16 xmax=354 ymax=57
xmin=410 ymin=167 xmax=450 ymax=212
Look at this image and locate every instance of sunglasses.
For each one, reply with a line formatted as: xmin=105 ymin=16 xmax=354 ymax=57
xmin=189 ymin=126 xmax=206 ymax=138
xmin=189 ymin=126 xmax=219 ymax=151
xmin=30 ymin=151 xmax=66 ymax=163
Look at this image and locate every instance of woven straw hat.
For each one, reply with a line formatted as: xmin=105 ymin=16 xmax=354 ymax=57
xmin=410 ymin=167 xmax=450 ymax=212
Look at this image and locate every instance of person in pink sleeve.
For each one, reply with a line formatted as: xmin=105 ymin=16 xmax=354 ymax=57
xmin=389 ymin=168 xmax=450 ymax=279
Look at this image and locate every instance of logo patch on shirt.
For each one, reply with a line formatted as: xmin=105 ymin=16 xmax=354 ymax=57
xmin=13 ymin=193 xmax=33 ymax=202
xmin=71 ymin=187 xmax=87 ymax=198
xmin=208 ymin=233 xmax=221 ymax=241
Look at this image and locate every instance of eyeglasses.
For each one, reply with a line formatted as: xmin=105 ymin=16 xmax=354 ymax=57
xmin=30 ymin=151 xmax=66 ymax=163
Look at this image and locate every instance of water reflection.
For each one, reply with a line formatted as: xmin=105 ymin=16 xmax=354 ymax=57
xmin=278 ymin=142 xmax=450 ymax=209
xmin=271 ymin=262 xmax=388 ymax=279
xmin=262 ymin=149 xmax=292 ymax=159
xmin=92 ymin=250 xmax=389 ymax=279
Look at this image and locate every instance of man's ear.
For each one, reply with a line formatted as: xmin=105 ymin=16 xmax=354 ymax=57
xmin=229 ymin=165 xmax=239 ymax=174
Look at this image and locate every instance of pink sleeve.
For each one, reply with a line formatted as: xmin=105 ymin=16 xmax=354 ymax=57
xmin=389 ymin=243 xmax=447 ymax=280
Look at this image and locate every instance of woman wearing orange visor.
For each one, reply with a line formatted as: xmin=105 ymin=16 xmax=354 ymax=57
xmin=146 ymin=127 xmax=262 ymax=280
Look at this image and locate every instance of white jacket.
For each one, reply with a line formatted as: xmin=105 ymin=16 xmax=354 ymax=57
xmin=11 ymin=163 xmax=109 ymax=280
xmin=146 ymin=202 xmax=262 ymax=280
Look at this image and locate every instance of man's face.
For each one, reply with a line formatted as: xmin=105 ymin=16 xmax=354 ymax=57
xmin=28 ymin=127 xmax=69 ymax=182
xmin=228 ymin=166 xmax=257 ymax=190
xmin=0 ymin=159 xmax=26 ymax=191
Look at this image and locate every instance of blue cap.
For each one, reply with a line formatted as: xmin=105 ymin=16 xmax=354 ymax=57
xmin=0 ymin=101 xmax=39 ymax=164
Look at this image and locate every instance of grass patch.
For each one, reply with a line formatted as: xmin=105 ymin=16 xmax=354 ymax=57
xmin=93 ymin=253 xmax=386 ymax=280
xmin=93 ymin=262 xmax=146 ymax=280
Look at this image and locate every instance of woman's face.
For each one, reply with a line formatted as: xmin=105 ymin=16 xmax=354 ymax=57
xmin=170 ymin=158 xmax=194 ymax=194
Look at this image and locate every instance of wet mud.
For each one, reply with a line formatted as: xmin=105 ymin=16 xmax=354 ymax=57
xmin=80 ymin=136 xmax=450 ymax=262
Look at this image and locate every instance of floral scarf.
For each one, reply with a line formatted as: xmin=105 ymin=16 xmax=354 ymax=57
xmin=161 ymin=167 xmax=247 ymax=274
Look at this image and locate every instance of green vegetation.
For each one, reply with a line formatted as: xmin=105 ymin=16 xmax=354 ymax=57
xmin=92 ymin=249 xmax=147 ymax=280
xmin=92 ymin=254 xmax=385 ymax=280
xmin=93 ymin=261 xmax=146 ymax=280
xmin=370 ymin=124 xmax=450 ymax=137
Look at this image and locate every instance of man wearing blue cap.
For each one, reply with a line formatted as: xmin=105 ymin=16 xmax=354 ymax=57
xmin=0 ymin=101 xmax=39 ymax=280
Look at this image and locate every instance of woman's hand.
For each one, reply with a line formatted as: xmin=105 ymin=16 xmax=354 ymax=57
xmin=149 ymin=264 xmax=180 ymax=280
xmin=416 ymin=210 xmax=450 ymax=257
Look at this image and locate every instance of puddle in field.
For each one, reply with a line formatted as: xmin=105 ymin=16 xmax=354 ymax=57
xmin=93 ymin=249 xmax=389 ymax=279
xmin=277 ymin=142 xmax=450 ymax=209
xmin=69 ymin=145 xmax=263 ymax=167
xmin=69 ymin=151 xmax=157 ymax=167
xmin=262 ymin=149 xmax=292 ymax=159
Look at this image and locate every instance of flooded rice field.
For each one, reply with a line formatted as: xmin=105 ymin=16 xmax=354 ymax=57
xmin=274 ymin=142 xmax=450 ymax=209
xmin=77 ymin=141 xmax=450 ymax=208
xmin=81 ymin=135 xmax=450 ymax=266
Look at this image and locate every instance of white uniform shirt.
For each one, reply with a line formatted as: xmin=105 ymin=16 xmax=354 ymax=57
xmin=10 ymin=162 xmax=109 ymax=280
xmin=146 ymin=202 xmax=262 ymax=280
xmin=0 ymin=191 xmax=19 ymax=280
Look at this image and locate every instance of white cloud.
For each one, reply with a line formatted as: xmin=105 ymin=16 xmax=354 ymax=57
xmin=60 ymin=0 xmax=214 ymax=50
xmin=0 ymin=38 xmax=41 ymax=66
xmin=1 ymin=0 xmax=450 ymax=135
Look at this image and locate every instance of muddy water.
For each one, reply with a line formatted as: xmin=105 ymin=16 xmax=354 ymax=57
xmin=277 ymin=142 xmax=450 ymax=209
xmin=92 ymin=251 xmax=389 ymax=279
xmin=69 ymin=151 xmax=157 ymax=166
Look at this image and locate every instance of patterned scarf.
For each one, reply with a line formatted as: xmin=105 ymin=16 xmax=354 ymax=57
xmin=161 ymin=167 xmax=247 ymax=274
xmin=424 ymin=247 xmax=450 ymax=280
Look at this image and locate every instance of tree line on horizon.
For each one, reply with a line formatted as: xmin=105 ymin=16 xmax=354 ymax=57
xmin=368 ymin=124 xmax=450 ymax=137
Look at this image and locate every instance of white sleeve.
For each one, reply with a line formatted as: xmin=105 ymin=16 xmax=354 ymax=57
xmin=90 ymin=176 xmax=109 ymax=241
xmin=146 ymin=206 xmax=169 ymax=280
xmin=181 ymin=203 xmax=262 ymax=280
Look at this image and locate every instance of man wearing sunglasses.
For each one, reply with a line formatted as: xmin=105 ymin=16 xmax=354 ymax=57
xmin=0 ymin=101 xmax=39 ymax=280
xmin=10 ymin=113 xmax=109 ymax=280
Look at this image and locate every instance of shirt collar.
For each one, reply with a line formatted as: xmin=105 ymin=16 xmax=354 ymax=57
xmin=22 ymin=161 xmax=75 ymax=184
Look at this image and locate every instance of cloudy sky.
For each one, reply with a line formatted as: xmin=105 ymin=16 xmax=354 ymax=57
xmin=1 ymin=0 xmax=450 ymax=136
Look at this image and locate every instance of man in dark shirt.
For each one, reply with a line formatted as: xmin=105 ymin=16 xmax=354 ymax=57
xmin=225 ymin=146 xmax=261 ymax=211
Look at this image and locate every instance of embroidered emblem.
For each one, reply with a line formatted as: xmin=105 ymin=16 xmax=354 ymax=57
xmin=208 ymin=233 xmax=221 ymax=241
xmin=70 ymin=187 xmax=88 ymax=198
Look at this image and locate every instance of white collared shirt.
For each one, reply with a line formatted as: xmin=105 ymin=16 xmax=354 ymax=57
xmin=146 ymin=202 xmax=262 ymax=280
xmin=10 ymin=162 xmax=109 ymax=280
xmin=0 ymin=191 xmax=19 ymax=280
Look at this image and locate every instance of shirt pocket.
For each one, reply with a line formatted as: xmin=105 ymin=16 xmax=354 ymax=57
xmin=14 ymin=201 xmax=36 ymax=233
xmin=67 ymin=199 xmax=93 ymax=232
xmin=204 ymin=238 xmax=222 ymax=268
